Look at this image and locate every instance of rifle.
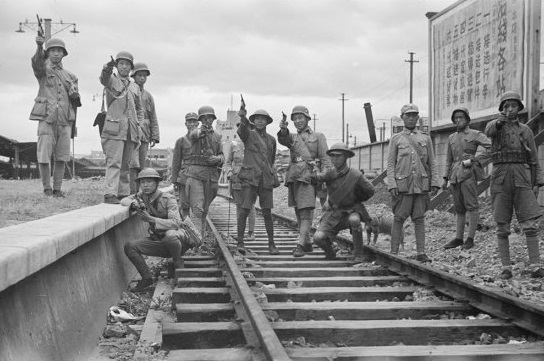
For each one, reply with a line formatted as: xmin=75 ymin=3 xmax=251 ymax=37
xmin=36 ymin=14 xmax=44 ymax=37
xmin=179 ymin=215 xmax=203 ymax=248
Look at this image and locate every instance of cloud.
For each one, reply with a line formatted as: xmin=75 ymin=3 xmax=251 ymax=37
xmin=0 ymin=0 xmax=463 ymax=154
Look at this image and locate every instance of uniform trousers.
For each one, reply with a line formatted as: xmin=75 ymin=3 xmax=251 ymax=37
xmin=101 ymin=138 xmax=137 ymax=197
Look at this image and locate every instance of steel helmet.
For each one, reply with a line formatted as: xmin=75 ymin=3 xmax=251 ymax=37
xmin=115 ymin=51 xmax=134 ymax=69
xmin=44 ymin=38 xmax=68 ymax=57
xmin=198 ymin=105 xmax=216 ymax=121
xmin=249 ymin=109 xmax=273 ymax=124
xmin=450 ymin=107 xmax=471 ymax=123
xmin=135 ymin=168 xmax=162 ymax=181
xmin=326 ymin=143 xmax=355 ymax=158
xmin=185 ymin=112 xmax=199 ymax=121
xmin=499 ymin=91 xmax=524 ymax=111
xmin=130 ymin=62 xmax=150 ymax=77
xmin=291 ymin=105 xmax=311 ymax=120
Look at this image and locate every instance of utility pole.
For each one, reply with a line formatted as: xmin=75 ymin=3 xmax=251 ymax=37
xmin=346 ymin=123 xmax=350 ymax=146
xmin=405 ymin=52 xmax=419 ymax=103
xmin=313 ymin=114 xmax=318 ymax=131
xmin=16 ymin=16 xmax=79 ymax=41
xmin=339 ymin=93 xmax=349 ymax=143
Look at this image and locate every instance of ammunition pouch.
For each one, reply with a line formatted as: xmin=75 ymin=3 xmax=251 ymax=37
xmin=492 ymin=150 xmax=528 ymax=164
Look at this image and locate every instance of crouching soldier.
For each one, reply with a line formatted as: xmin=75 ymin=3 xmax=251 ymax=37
xmin=121 ymin=168 xmax=197 ymax=292
xmin=311 ymin=143 xmax=375 ymax=261
xmin=485 ymin=91 xmax=544 ymax=279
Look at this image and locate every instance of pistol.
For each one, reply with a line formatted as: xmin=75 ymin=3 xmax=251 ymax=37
xmin=36 ymin=14 xmax=44 ymax=37
xmin=240 ymin=94 xmax=246 ymax=110
xmin=132 ymin=194 xmax=146 ymax=212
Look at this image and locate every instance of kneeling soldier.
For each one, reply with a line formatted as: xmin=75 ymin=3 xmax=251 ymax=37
xmin=121 ymin=168 xmax=196 ymax=292
xmin=311 ymin=143 xmax=375 ymax=261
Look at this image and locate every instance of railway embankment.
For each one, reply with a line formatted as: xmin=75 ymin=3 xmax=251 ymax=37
xmin=0 ymin=203 xmax=144 ymax=361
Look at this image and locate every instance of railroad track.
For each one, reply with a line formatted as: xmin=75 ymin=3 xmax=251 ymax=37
xmin=163 ymin=196 xmax=544 ymax=360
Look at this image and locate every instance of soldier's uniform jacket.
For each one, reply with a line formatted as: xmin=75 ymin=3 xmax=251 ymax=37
xmin=485 ymin=117 xmax=544 ymax=187
xmin=121 ymin=189 xmax=182 ymax=236
xmin=238 ymin=119 xmax=277 ymax=189
xmin=99 ymin=69 xmax=144 ymax=143
xmin=387 ymin=128 xmax=439 ymax=193
xmin=277 ymin=126 xmax=331 ymax=185
xmin=170 ymin=134 xmax=193 ymax=185
xmin=315 ymin=165 xmax=375 ymax=211
xmin=30 ymin=49 xmax=79 ymax=125
xmin=185 ymin=127 xmax=224 ymax=182
xmin=223 ymin=138 xmax=245 ymax=188
xmin=444 ymin=128 xmax=491 ymax=184
xmin=140 ymin=89 xmax=160 ymax=144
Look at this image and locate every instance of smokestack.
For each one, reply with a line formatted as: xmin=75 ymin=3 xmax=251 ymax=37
xmin=364 ymin=102 xmax=377 ymax=143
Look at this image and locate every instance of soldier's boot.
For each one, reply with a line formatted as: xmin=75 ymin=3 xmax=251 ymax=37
xmin=314 ymin=233 xmax=336 ymax=260
xmin=352 ymin=226 xmax=367 ymax=263
xmin=262 ymin=209 xmax=279 ymax=255
xmin=461 ymin=237 xmax=474 ymax=250
xmin=390 ymin=218 xmax=404 ymax=254
xmin=236 ymin=208 xmax=250 ymax=254
xmin=444 ymin=238 xmax=464 ymax=249
xmin=293 ymin=219 xmax=312 ymax=257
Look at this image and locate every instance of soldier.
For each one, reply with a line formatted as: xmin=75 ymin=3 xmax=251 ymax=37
xmin=312 ymin=143 xmax=375 ymax=261
xmin=235 ymin=108 xmax=280 ymax=254
xmin=223 ymin=132 xmax=257 ymax=242
xmin=99 ymin=51 xmax=144 ymax=204
xmin=185 ymin=105 xmax=224 ymax=237
xmin=30 ymin=36 xmax=81 ymax=197
xmin=171 ymin=112 xmax=199 ymax=218
xmin=121 ymin=168 xmax=196 ymax=292
xmin=442 ymin=107 xmax=491 ymax=250
xmin=129 ymin=63 xmax=160 ymax=193
xmin=387 ymin=104 xmax=440 ymax=263
xmin=278 ymin=105 xmax=332 ymax=257
xmin=484 ymin=91 xmax=544 ymax=279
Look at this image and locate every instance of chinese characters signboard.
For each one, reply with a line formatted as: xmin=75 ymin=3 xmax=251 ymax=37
xmin=430 ymin=0 xmax=526 ymax=125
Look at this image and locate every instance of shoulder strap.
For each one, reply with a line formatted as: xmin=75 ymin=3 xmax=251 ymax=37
xmin=400 ymin=132 xmax=424 ymax=158
xmin=327 ymin=168 xmax=357 ymax=206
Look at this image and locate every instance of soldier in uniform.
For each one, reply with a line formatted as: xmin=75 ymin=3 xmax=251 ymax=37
xmin=311 ymin=143 xmax=375 ymax=261
xmin=278 ymin=105 xmax=332 ymax=257
xmin=121 ymin=168 xmax=196 ymax=292
xmin=484 ymin=91 xmax=544 ymax=279
xmin=129 ymin=63 xmax=160 ymax=193
xmin=100 ymin=51 xmax=144 ymax=204
xmin=387 ymin=104 xmax=440 ymax=263
xmin=171 ymin=112 xmax=199 ymax=217
xmin=223 ymin=131 xmax=257 ymax=242
xmin=185 ymin=105 xmax=224 ymax=237
xmin=235 ymin=108 xmax=280 ymax=254
xmin=30 ymin=36 xmax=81 ymax=197
xmin=442 ymin=107 xmax=491 ymax=250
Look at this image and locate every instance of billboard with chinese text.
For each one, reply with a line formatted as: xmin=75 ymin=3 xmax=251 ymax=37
xmin=429 ymin=0 xmax=539 ymax=126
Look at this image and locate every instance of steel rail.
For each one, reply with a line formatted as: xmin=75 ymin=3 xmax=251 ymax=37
xmin=221 ymin=193 xmax=544 ymax=338
xmin=206 ymin=214 xmax=291 ymax=361
xmin=333 ymin=233 xmax=544 ymax=338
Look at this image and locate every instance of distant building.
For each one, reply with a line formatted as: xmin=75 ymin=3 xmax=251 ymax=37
xmin=147 ymin=148 xmax=172 ymax=169
xmin=215 ymin=109 xmax=241 ymax=143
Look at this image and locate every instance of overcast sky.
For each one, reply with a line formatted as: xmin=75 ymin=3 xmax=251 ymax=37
xmin=0 ymin=0 xmax=495 ymax=155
